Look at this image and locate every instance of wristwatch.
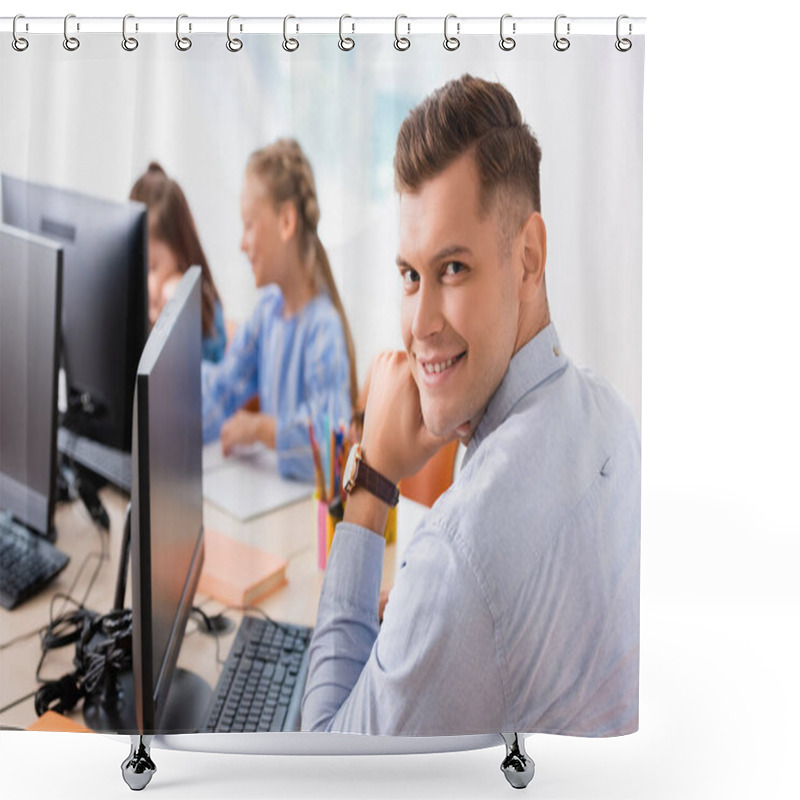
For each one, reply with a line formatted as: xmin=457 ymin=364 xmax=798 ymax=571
xmin=342 ymin=444 xmax=400 ymax=507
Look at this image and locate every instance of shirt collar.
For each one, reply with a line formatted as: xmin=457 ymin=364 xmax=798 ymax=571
xmin=464 ymin=323 xmax=565 ymax=463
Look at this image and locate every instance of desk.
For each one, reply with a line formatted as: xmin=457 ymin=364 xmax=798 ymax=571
xmin=0 ymin=484 xmax=408 ymax=732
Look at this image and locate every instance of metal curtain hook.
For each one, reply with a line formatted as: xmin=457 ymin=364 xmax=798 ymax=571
xmin=227 ymin=15 xmax=242 ymax=52
xmin=12 ymin=14 xmax=29 ymax=51
xmin=443 ymin=14 xmax=460 ymax=51
xmin=394 ymin=14 xmax=410 ymax=51
xmin=122 ymin=14 xmax=139 ymax=51
xmin=176 ymin=14 xmax=192 ymax=51
xmin=499 ymin=14 xmax=516 ymax=51
xmin=63 ymin=14 xmax=80 ymax=51
xmin=615 ymin=15 xmax=632 ymax=51
xmin=338 ymin=14 xmax=354 ymax=51
xmin=283 ymin=15 xmax=299 ymax=52
xmin=553 ymin=14 xmax=570 ymax=52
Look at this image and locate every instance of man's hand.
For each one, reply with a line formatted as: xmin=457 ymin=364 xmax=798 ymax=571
xmin=220 ymin=410 xmax=276 ymax=456
xmin=360 ymin=351 xmax=453 ymax=485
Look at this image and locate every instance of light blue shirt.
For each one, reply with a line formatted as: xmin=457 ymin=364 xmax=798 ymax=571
xmin=302 ymin=324 xmax=640 ymax=736
xmin=201 ymin=286 xmax=351 ymax=482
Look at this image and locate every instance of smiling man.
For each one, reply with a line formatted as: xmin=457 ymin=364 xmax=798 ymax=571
xmin=302 ymin=75 xmax=641 ymax=737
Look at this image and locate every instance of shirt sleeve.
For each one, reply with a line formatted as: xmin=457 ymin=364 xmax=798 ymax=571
xmin=273 ymin=308 xmax=351 ymax=482
xmin=201 ymin=302 xmax=261 ymax=443
xmin=301 ymin=520 xmax=504 ymax=736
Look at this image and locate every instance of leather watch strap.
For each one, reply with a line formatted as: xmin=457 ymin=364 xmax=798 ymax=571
xmin=354 ymin=457 xmax=400 ymax=508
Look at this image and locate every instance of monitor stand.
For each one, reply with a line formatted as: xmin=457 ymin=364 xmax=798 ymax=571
xmin=83 ymin=667 xmax=211 ymax=734
xmin=57 ymin=426 xmax=132 ymax=493
xmin=83 ymin=503 xmax=211 ymax=735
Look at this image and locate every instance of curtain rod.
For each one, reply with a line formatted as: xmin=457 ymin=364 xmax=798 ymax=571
xmin=1 ymin=16 xmax=646 ymax=37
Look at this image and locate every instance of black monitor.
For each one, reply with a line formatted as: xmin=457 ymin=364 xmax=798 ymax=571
xmin=0 ymin=225 xmax=63 ymax=538
xmin=83 ymin=267 xmax=209 ymax=734
xmin=1 ymin=174 xmax=148 ymax=468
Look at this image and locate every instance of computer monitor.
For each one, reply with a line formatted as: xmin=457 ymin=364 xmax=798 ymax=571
xmin=1 ymin=174 xmax=148 ymax=464
xmin=83 ymin=267 xmax=209 ymax=734
xmin=0 ymin=225 xmax=63 ymax=538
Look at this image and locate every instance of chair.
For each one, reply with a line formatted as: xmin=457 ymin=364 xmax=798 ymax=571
xmin=399 ymin=440 xmax=459 ymax=507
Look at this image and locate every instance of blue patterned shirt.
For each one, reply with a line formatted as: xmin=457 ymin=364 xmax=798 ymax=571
xmin=302 ymin=324 xmax=640 ymax=736
xmin=201 ymin=287 xmax=351 ymax=482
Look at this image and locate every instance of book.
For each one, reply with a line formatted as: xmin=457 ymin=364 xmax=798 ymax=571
xmin=198 ymin=528 xmax=288 ymax=607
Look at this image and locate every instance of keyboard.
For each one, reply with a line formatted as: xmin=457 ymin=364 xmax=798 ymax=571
xmin=0 ymin=512 xmax=70 ymax=610
xmin=58 ymin=428 xmax=132 ymax=492
xmin=200 ymin=615 xmax=313 ymax=733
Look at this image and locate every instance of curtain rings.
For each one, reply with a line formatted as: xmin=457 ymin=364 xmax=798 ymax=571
xmin=122 ymin=14 xmax=139 ymax=51
xmin=443 ymin=14 xmax=460 ymax=51
xmin=499 ymin=14 xmax=516 ymax=51
xmin=338 ymin=14 xmax=355 ymax=51
xmin=176 ymin=14 xmax=192 ymax=51
xmin=394 ymin=15 xmax=410 ymax=51
xmin=615 ymin=15 xmax=632 ymax=52
xmin=12 ymin=14 xmax=29 ymax=52
xmin=553 ymin=14 xmax=571 ymax=51
xmin=63 ymin=14 xmax=80 ymax=51
xmin=283 ymin=15 xmax=299 ymax=52
xmin=226 ymin=15 xmax=243 ymax=52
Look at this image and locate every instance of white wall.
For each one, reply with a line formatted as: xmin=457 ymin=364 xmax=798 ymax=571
xmin=1 ymin=29 xmax=643 ymax=425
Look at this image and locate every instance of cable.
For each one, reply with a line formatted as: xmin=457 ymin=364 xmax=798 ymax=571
xmin=0 ymin=689 xmax=38 ymax=716
xmin=0 ymin=496 xmax=111 ymax=723
xmin=49 ymin=512 xmax=108 ymax=620
xmin=0 ymin=626 xmax=43 ymax=652
xmin=1 ymin=520 xmax=107 ymax=657
xmin=189 ymin=604 xmax=307 ymax=667
xmin=33 ymin=608 xmax=133 ymax=717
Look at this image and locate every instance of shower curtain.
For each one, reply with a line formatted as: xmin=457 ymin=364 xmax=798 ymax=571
xmin=1 ymin=11 xmax=645 ymax=788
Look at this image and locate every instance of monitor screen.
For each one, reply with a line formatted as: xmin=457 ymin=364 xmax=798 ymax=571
xmin=1 ymin=174 xmax=148 ymax=454
xmin=0 ymin=225 xmax=63 ymax=536
xmin=130 ymin=266 xmax=205 ymax=734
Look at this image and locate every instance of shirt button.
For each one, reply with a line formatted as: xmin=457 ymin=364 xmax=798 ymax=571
xmin=600 ymin=457 xmax=612 ymax=477
xmin=553 ymin=346 xmax=560 ymax=357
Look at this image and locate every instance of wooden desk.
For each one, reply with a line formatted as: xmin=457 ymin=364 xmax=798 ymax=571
xmin=0 ymin=486 xmax=400 ymax=732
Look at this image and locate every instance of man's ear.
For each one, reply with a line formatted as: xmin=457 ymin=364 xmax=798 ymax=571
xmin=520 ymin=211 xmax=547 ymax=294
xmin=278 ymin=201 xmax=298 ymax=242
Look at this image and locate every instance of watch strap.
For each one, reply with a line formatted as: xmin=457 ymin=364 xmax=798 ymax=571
xmin=354 ymin=457 xmax=400 ymax=508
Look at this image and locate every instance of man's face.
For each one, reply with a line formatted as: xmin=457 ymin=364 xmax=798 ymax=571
xmin=398 ymin=153 xmax=523 ymax=442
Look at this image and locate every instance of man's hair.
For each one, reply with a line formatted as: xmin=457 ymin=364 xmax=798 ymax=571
xmin=394 ymin=75 xmax=542 ymax=249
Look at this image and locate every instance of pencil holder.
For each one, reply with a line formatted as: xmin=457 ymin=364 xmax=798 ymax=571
xmin=384 ymin=503 xmax=397 ymax=544
xmin=316 ymin=493 xmax=396 ymax=570
xmin=315 ymin=492 xmax=335 ymax=570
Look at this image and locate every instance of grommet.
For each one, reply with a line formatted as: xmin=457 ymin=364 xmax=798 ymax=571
xmin=500 ymin=14 xmax=516 ymax=51
xmin=176 ymin=13 xmax=192 ymax=51
xmin=63 ymin=14 xmax=80 ymax=51
xmin=226 ymin=15 xmax=243 ymax=52
xmin=444 ymin=14 xmax=460 ymax=51
xmin=12 ymin=15 xmax=29 ymax=52
xmin=554 ymin=14 xmax=571 ymax=51
xmin=394 ymin=14 xmax=410 ymax=51
xmin=338 ymin=14 xmax=355 ymax=51
xmin=122 ymin=14 xmax=138 ymax=51
xmin=283 ymin=15 xmax=299 ymax=52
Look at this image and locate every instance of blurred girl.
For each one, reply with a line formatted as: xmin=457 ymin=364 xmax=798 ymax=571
xmin=201 ymin=139 xmax=357 ymax=482
xmin=130 ymin=162 xmax=226 ymax=362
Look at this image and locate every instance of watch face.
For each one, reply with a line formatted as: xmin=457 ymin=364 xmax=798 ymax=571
xmin=343 ymin=443 xmax=360 ymax=495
